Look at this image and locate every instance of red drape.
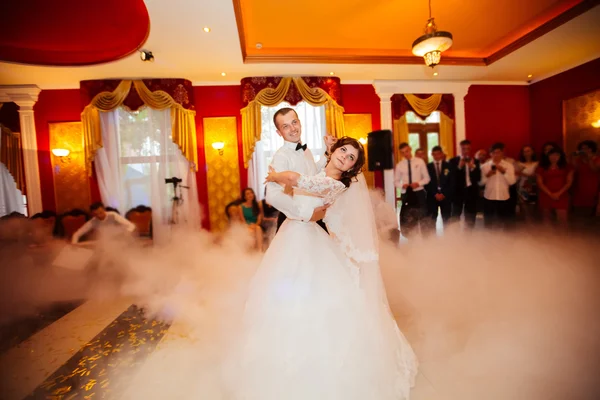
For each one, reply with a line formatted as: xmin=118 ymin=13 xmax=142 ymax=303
xmin=240 ymin=76 xmax=343 ymax=106
xmin=80 ymin=79 xmax=196 ymax=111
xmin=391 ymin=93 xmax=455 ymax=120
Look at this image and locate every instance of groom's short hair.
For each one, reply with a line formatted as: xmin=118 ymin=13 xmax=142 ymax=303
xmin=273 ymin=107 xmax=298 ymax=129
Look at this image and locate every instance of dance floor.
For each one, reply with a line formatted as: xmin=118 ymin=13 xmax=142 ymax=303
xmin=1 ymin=229 xmax=599 ymax=399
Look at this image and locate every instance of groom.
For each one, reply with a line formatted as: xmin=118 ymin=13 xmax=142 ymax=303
xmin=265 ymin=107 xmax=334 ymax=233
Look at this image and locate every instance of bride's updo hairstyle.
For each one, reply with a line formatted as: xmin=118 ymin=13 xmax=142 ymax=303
xmin=328 ymin=136 xmax=365 ymax=188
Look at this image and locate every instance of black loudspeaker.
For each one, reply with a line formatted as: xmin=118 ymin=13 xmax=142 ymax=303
xmin=367 ymin=129 xmax=394 ymax=171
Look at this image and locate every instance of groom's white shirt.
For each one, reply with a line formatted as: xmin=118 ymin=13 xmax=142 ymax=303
xmin=266 ymin=140 xmax=327 ymax=221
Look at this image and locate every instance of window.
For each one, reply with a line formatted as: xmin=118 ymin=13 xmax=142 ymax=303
xmin=249 ymin=102 xmax=326 ymax=199
xmin=406 ymin=111 xmax=440 ymax=163
xmin=117 ymin=107 xmax=178 ymax=209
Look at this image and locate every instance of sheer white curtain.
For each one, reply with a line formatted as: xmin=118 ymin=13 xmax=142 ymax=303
xmin=248 ymin=101 xmax=326 ymax=200
xmin=96 ymin=107 xmax=200 ymax=243
xmin=0 ymin=162 xmax=24 ymax=217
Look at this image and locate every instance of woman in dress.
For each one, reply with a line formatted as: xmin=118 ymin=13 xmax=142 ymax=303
xmin=237 ymin=188 xmax=264 ymax=251
xmin=515 ymin=145 xmax=539 ymax=222
xmin=571 ymin=140 xmax=600 ymax=223
xmin=536 ymin=147 xmax=574 ymax=225
xmin=225 ymin=137 xmax=417 ymax=400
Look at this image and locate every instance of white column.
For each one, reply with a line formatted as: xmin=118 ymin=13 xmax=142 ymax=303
xmin=377 ymin=93 xmax=396 ymax=206
xmin=0 ymin=85 xmax=43 ymax=215
xmin=453 ymin=86 xmax=470 ymax=155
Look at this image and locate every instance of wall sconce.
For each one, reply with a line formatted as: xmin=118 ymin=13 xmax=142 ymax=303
xmin=592 ymin=119 xmax=600 ymax=128
xmin=358 ymin=137 xmax=367 ymax=145
xmin=52 ymin=148 xmax=70 ymax=157
xmin=212 ymin=141 xmax=225 ymax=155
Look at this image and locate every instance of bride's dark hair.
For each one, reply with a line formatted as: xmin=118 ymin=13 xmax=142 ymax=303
xmin=327 ymin=137 xmax=365 ymax=187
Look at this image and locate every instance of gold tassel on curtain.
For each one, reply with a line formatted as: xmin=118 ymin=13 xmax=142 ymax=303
xmin=240 ymin=77 xmax=346 ymax=168
xmin=81 ymin=80 xmax=198 ymax=174
xmin=0 ymin=125 xmax=25 ymax=192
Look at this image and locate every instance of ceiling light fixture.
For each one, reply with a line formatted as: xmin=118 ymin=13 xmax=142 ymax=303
xmin=412 ymin=0 xmax=453 ymax=68
xmin=433 ymin=72 xmax=439 ymax=76
xmin=330 ymin=72 xmax=335 ymax=76
xmin=528 ymin=74 xmax=533 ymax=78
xmin=221 ymin=72 xmax=226 ymax=77
xmin=140 ymin=50 xmax=154 ymax=62
xmin=256 ymin=43 xmax=263 ymax=49
xmin=203 ymin=27 xmax=211 ymax=33
xmin=592 ymin=119 xmax=600 ymax=128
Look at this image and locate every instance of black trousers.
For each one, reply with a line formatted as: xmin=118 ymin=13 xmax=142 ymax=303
xmin=452 ymin=186 xmax=479 ymax=228
xmin=400 ymin=190 xmax=427 ymax=238
xmin=483 ymin=199 xmax=510 ymax=229
xmin=424 ymin=196 xmax=451 ymax=233
xmin=276 ymin=212 xmax=328 ymax=233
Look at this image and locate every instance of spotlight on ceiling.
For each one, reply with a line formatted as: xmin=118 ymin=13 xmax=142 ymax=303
xmin=140 ymin=50 xmax=154 ymax=62
xmin=203 ymin=27 xmax=211 ymax=33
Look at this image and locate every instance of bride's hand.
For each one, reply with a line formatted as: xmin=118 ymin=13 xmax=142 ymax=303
xmin=264 ymin=166 xmax=279 ymax=183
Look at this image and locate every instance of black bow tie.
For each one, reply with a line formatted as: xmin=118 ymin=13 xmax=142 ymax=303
xmin=295 ymin=143 xmax=307 ymax=152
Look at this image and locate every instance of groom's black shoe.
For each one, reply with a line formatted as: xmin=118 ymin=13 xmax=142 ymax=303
xmin=276 ymin=213 xmax=328 ymax=234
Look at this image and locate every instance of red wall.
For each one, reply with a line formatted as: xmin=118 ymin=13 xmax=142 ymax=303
xmin=34 ymin=89 xmax=91 ymax=211
xmin=530 ymin=57 xmax=600 ymax=151
xmin=341 ymin=84 xmax=383 ymax=187
xmin=193 ymin=85 xmax=244 ymax=230
xmin=465 ymin=85 xmax=531 ymax=158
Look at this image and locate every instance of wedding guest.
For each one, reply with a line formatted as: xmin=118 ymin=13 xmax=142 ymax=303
xmin=536 ymin=147 xmax=574 ymax=225
xmin=237 ymin=188 xmax=264 ymax=251
xmin=424 ymin=146 xmax=455 ymax=235
xmin=394 ymin=143 xmax=430 ymax=238
xmin=415 ymin=148 xmax=426 ymax=161
xmin=261 ymin=188 xmax=279 ymax=245
xmin=71 ymin=202 xmax=136 ymax=244
xmin=515 ymin=145 xmax=539 ymax=222
xmin=449 ymin=140 xmax=481 ymax=228
xmin=480 ymin=143 xmax=516 ymax=229
xmin=571 ymin=140 xmax=600 ymax=223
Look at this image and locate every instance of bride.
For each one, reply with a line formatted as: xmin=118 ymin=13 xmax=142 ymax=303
xmin=224 ymin=137 xmax=417 ymax=400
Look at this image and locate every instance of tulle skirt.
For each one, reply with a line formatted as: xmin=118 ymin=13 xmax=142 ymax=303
xmin=222 ymin=219 xmax=417 ymax=400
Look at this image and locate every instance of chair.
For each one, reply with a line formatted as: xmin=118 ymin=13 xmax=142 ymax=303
xmin=56 ymin=209 xmax=90 ymax=241
xmin=30 ymin=210 xmax=58 ymax=240
xmin=126 ymin=205 xmax=152 ymax=237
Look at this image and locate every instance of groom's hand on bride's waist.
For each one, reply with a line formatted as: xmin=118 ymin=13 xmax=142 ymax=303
xmin=310 ymin=205 xmax=329 ymax=222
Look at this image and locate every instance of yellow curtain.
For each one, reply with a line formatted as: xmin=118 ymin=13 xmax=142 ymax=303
xmin=81 ymin=80 xmax=198 ymax=174
xmin=133 ymin=81 xmax=198 ymax=170
xmin=240 ymin=77 xmax=345 ymax=168
xmin=293 ymin=78 xmax=346 ymax=140
xmin=393 ymin=115 xmax=409 ymax=163
xmin=404 ymin=94 xmax=442 ymax=117
xmin=0 ymin=125 xmax=25 ymax=191
xmin=440 ymin=112 xmax=455 ymax=158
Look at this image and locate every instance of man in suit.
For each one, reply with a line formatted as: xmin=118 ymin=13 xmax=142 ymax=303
xmin=449 ymin=139 xmax=481 ymax=228
xmin=424 ymin=146 xmax=455 ymax=235
xmin=394 ymin=143 xmax=430 ymax=238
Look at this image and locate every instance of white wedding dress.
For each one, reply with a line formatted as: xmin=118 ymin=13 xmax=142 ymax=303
xmin=224 ymin=171 xmax=417 ymax=400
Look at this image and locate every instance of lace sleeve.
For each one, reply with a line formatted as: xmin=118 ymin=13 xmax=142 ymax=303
xmin=297 ymin=174 xmax=347 ymax=204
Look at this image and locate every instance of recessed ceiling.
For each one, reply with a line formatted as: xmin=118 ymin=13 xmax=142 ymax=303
xmin=236 ymin=0 xmax=594 ymax=65
xmin=0 ymin=0 xmax=598 ymax=88
xmin=0 ymin=0 xmax=149 ymax=66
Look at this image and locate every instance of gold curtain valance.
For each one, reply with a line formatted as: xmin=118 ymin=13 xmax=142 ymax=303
xmin=240 ymin=77 xmax=346 ymax=168
xmin=81 ymin=80 xmax=198 ymax=175
xmin=0 ymin=124 xmax=25 ymax=192
xmin=403 ymin=94 xmax=442 ymax=118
